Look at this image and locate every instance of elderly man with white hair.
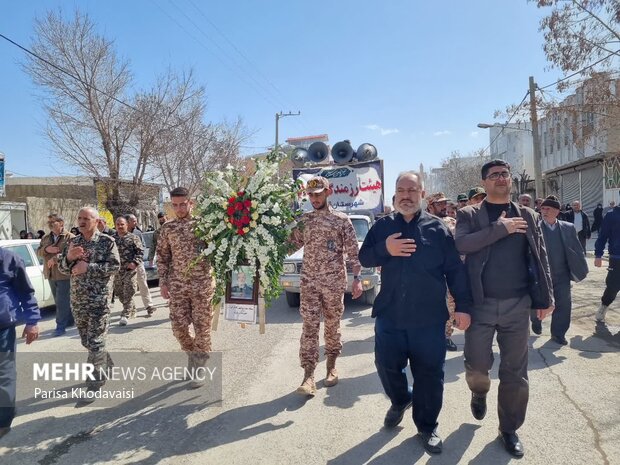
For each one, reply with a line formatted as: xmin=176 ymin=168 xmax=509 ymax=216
xmin=59 ymin=207 xmax=120 ymax=401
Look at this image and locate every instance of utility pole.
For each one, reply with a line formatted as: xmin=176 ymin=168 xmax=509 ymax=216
xmin=529 ymin=76 xmax=544 ymax=199
xmin=275 ymin=111 xmax=301 ymax=153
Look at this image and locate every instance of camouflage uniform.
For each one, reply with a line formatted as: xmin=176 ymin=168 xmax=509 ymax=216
xmin=58 ymin=231 xmax=120 ymax=388
xmin=426 ymin=192 xmax=458 ymax=339
xmin=442 ymin=216 xmax=457 ymax=338
xmin=156 ymin=216 xmax=214 ymax=358
xmin=289 ymin=206 xmax=361 ymax=371
xmin=113 ymin=232 xmax=144 ymax=318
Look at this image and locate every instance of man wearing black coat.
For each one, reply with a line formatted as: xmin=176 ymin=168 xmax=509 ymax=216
xmin=455 ymin=159 xmax=554 ymax=458
xmin=359 ymin=171 xmax=472 ymax=455
xmin=564 ymin=200 xmax=591 ymax=252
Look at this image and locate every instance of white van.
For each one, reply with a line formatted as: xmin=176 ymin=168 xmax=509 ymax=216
xmin=0 ymin=239 xmax=56 ymax=308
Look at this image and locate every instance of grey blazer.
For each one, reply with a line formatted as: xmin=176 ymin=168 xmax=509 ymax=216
xmin=455 ymin=200 xmax=554 ymax=309
xmin=544 ymin=220 xmax=589 ymax=283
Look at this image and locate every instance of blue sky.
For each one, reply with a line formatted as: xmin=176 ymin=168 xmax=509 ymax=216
xmin=0 ymin=0 xmax=564 ymax=201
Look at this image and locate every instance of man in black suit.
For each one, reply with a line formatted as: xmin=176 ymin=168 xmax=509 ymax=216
xmin=564 ymin=200 xmax=591 ymax=252
xmin=455 ymin=159 xmax=554 ymax=458
xmin=531 ymin=196 xmax=589 ymax=345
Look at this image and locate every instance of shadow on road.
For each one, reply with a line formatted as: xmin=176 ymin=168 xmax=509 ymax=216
xmin=326 ymin=422 xmax=480 ymax=465
xmin=4 ymin=384 xmax=306 ymax=465
xmin=468 ymin=437 xmax=515 ymax=465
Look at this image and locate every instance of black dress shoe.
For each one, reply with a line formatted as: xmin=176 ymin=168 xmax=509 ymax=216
xmin=446 ymin=338 xmax=458 ymax=352
xmin=418 ymin=431 xmax=443 ymax=454
xmin=551 ymin=334 xmax=568 ymax=345
xmin=383 ymin=401 xmax=412 ymax=428
xmin=499 ymin=431 xmax=524 ymax=457
xmin=531 ymin=319 xmax=542 ymax=335
xmin=470 ymin=394 xmax=487 ymax=420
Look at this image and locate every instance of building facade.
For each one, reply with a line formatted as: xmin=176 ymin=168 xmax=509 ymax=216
xmin=539 ymin=78 xmax=620 ymax=218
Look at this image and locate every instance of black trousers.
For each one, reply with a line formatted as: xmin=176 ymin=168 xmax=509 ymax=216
xmin=530 ymin=278 xmax=572 ymax=338
xmin=375 ymin=317 xmax=446 ymax=434
xmin=602 ymin=258 xmax=620 ymax=307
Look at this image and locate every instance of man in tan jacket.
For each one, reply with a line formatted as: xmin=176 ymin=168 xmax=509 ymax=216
xmin=38 ymin=214 xmax=74 ymax=336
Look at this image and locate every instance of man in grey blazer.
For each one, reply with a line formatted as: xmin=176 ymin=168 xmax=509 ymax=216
xmin=532 ymin=196 xmax=589 ymax=345
xmin=455 ymin=159 xmax=554 ymax=458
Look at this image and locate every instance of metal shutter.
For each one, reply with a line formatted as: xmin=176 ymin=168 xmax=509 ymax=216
xmin=561 ymin=171 xmax=580 ymax=207
xmin=581 ymin=164 xmax=603 ymax=222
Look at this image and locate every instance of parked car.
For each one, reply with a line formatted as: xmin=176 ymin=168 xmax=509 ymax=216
xmin=141 ymin=231 xmax=159 ymax=283
xmin=279 ymin=214 xmax=381 ymax=307
xmin=0 ymin=239 xmax=55 ymax=308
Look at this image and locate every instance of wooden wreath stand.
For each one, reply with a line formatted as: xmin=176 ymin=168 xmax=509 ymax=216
xmin=211 ymin=287 xmax=265 ymax=334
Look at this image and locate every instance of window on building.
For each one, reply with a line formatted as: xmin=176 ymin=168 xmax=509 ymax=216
xmin=549 ymin=127 xmax=554 ymax=154
xmin=582 ymin=111 xmax=594 ymax=138
xmin=563 ymin=118 xmax=569 ymax=146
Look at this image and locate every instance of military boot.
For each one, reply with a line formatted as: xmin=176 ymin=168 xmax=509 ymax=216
xmin=324 ymin=357 xmax=339 ymax=387
xmin=189 ymin=353 xmax=208 ymax=389
xmin=296 ymin=367 xmax=316 ymax=396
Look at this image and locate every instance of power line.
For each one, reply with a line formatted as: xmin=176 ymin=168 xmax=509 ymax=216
xmin=181 ymin=0 xmax=313 ymax=136
xmin=157 ymin=1 xmax=312 ymax=139
xmin=539 ymin=52 xmax=619 ymax=90
xmin=482 ymin=91 xmax=530 ymax=155
xmin=0 ymin=33 xmax=138 ymax=112
xmin=154 ymin=0 xmax=283 ymax=110
xmin=186 ymin=0 xmax=291 ymax=106
xmin=538 ymin=87 xmax=600 ymax=159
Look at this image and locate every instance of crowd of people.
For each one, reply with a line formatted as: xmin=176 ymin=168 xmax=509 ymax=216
xmin=286 ymin=161 xmax=616 ymax=458
xmin=0 ymin=166 xmax=618 ymax=458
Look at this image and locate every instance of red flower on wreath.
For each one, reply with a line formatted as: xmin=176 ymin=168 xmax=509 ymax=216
xmin=226 ymin=192 xmax=255 ymax=236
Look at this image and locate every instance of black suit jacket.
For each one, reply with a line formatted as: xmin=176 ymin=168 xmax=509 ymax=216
xmin=455 ymin=200 xmax=554 ymax=309
xmin=563 ymin=210 xmax=591 ymax=239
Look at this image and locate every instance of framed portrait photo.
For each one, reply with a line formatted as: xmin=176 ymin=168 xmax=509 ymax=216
xmin=225 ymin=265 xmax=259 ymax=305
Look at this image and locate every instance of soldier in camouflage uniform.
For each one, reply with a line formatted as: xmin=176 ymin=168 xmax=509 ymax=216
xmin=59 ymin=207 xmax=120 ymax=397
xmin=113 ymin=216 xmax=144 ymax=326
xmin=289 ymin=176 xmax=363 ymax=397
xmin=426 ymin=192 xmax=459 ymax=352
xmin=156 ymin=187 xmax=214 ymax=388
xmin=147 ymin=212 xmax=167 ymax=263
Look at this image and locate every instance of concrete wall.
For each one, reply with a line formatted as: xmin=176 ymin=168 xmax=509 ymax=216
xmin=25 ymin=197 xmax=88 ymax=233
xmin=4 ymin=176 xmax=164 ymax=233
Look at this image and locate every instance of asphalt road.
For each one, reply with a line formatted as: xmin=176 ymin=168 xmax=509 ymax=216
xmin=0 ymin=257 xmax=618 ymax=465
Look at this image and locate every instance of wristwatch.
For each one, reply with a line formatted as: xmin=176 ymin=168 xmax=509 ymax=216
xmin=353 ymin=275 xmax=361 ymax=281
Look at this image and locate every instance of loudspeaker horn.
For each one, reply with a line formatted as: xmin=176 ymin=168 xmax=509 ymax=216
xmin=331 ymin=140 xmax=355 ymax=164
xmin=307 ymin=141 xmax=329 ymax=164
xmin=356 ymin=143 xmax=378 ymax=161
xmin=290 ymin=147 xmax=308 ymax=167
